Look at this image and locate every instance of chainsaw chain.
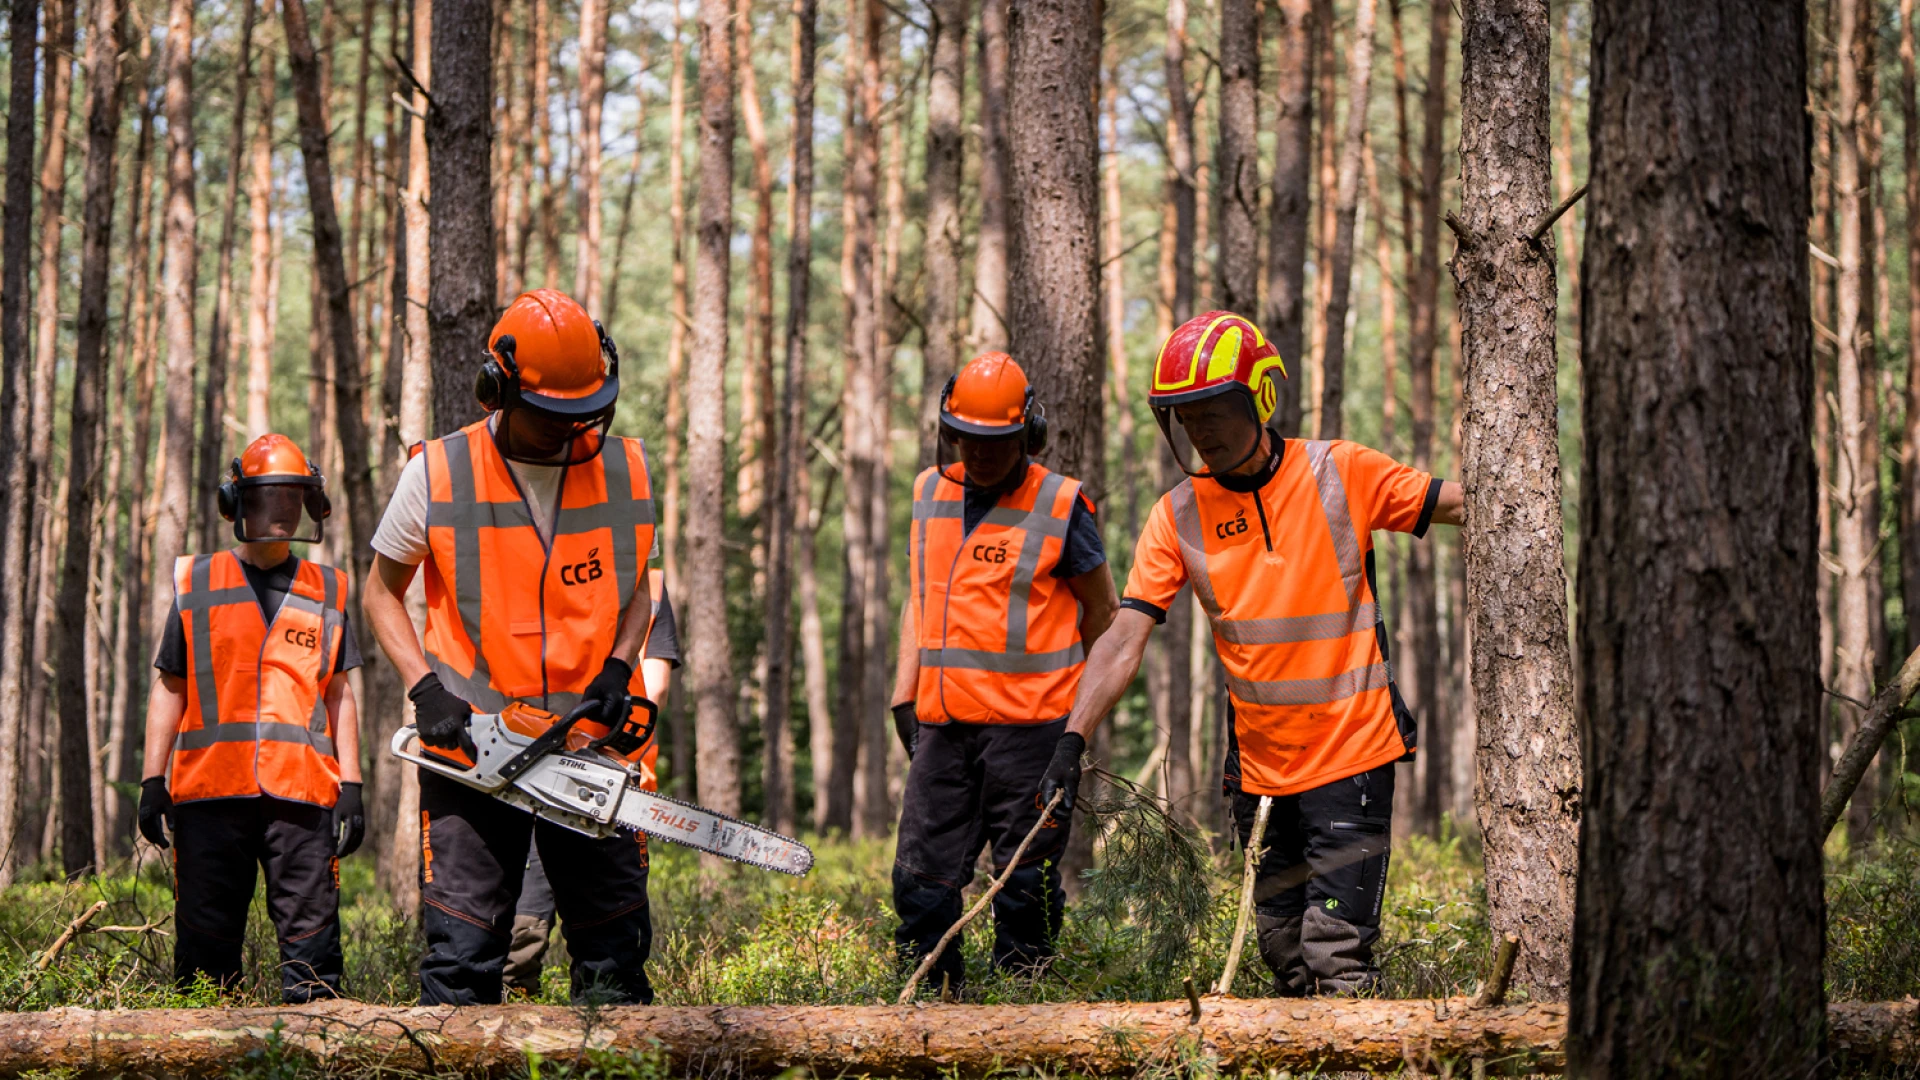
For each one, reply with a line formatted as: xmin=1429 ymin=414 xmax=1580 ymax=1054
xmin=610 ymin=780 xmax=814 ymax=877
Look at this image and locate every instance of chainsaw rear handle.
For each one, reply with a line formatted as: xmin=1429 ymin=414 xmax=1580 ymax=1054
xmin=588 ymin=695 xmax=659 ymax=757
xmin=496 ymin=701 xmax=601 ymax=783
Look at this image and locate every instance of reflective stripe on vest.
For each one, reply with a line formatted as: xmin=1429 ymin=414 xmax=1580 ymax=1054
xmin=911 ymin=464 xmax=1086 ymax=722
xmin=170 ymin=552 xmax=344 ymax=805
xmin=1171 ymin=440 xmax=1380 ymax=705
xmin=421 ymin=420 xmax=657 ymax=722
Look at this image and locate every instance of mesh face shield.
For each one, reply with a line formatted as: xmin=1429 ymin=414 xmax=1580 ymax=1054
xmin=937 ymin=422 xmax=1028 ymax=489
xmin=232 ymin=477 xmax=327 ymax=544
xmin=1151 ymin=388 xmax=1268 ymax=479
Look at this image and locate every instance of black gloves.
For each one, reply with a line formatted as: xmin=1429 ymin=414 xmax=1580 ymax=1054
xmin=582 ymin=657 xmax=635 ymax=727
xmin=892 ymin=702 xmax=919 ymax=760
xmin=410 ymin=672 xmax=474 ymax=754
xmin=138 ymin=777 xmax=173 ymax=849
xmin=334 ymin=781 xmax=365 ymax=857
xmin=1039 ymin=732 xmax=1086 ymax=814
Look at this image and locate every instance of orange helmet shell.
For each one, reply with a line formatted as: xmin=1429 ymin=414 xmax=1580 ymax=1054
xmin=942 ymin=352 xmax=1031 ymax=437
xmin=239 ymin=433 xmax=316 ymax=478
xmin=489 ymin=289 xmax=611 ymax=405
xmin=1149 ymin=311 xmax=1288 ymax=423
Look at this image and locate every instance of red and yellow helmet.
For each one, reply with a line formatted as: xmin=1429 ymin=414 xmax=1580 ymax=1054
xmin=1148 ymin=311 xmax=1287 ymax=421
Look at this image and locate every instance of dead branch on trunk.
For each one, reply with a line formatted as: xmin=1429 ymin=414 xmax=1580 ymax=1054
xmin=1821 ymin=643 xmax=1920 ymax=839
xmin=34 ymin=901 xmax=107 ymax=970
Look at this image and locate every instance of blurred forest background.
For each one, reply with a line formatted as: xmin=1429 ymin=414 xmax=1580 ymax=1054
xmin=0 ymin=0 xmax=1911 ymax=907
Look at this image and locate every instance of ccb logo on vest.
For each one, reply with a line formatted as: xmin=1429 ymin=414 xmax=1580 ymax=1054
xmin=283 ymin=626 xmax=318 ymax=649
xmin=561 ymin=547 xmax=606 ymax=586
xmin=971 ymin=539 xmax=1011 ymax=564
xmin=1215 ymin=510 xmax=1250 ymax=540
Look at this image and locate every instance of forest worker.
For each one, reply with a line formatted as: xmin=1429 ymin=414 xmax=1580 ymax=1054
xmin=1041 ymin=311 xmax=1464 ymax=997
xmin=362 ymin=288 xmax=661 ymax=1007
xmin=890 ymin=351 xmax=1119 ymax=994
xmin=137 ymin=433 xmax=363 ymax=1003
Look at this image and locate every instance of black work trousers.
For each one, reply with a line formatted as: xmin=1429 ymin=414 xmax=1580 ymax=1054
xmin=892 ymin=718 xmax=1071 ymax=992
xmin=172 ymin=795 xmax=342 ymax=1003
xmin=1234 ymin=762 xmax=1394 ymax=996
xmin=418 ymin=769 xmax=653 ymax=1006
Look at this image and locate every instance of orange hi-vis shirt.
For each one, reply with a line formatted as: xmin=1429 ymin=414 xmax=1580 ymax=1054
xmin=1124 ymin=439 xmax=1439 ymax=795
xmin=910 ymin=463 xmax=1088 ymax=723
xmin=170 ymin=551 xmax=348 ymax=807
xmin=417 ymin=419 xmax=660 ymax=785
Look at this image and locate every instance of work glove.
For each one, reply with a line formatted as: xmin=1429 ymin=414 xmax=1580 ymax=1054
xmin=138 ymin=777 xmax=174 ymax=850
xmin=1039 ymin=731 xmax=1086 ymax=814
xmin=333 ymin=781 xmax=365 ymax=857
xmin=581 ymin=657 xmax=635 ymax=728
xmin=409 ymin=672 xmax=475 ymax=756
xmin=891 ymin=702 xmax=919 ymax=760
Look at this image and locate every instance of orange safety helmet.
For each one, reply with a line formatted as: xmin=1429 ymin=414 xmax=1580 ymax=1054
xmin=478 ymin=289 xmax=621 ymax=419
xmin=1148 ymin=311 xmax=1288 ymax=477
xmin=939 ymin=352 xmax=1048 ymax=453
xmin=218 ymin=433 xmax=330 ymax=544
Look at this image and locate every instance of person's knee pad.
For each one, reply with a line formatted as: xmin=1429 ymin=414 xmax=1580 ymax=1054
xmin=1254 ymin=912 xmax=1312 ymax=997
xmin=1300 ymin=904 xmax=1382 ymax=996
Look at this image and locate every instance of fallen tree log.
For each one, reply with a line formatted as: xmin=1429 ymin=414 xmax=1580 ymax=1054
xmin=0 ymin=998 xmax=1911 ymax=1076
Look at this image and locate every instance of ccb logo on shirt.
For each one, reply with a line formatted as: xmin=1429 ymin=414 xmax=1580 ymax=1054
xmin=284 ymin=626 xmax=319 ymax=649
xmin=1216 ymin=510 xmax=1250 ymax=540
xmin=971 ymin=539 xmax=1011 ymax=564
xmin=561 ymin=547 xmax=606 ymax=586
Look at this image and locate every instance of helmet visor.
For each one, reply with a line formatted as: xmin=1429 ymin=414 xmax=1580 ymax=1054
xmin=1152 ymin=390 xmax=1267 ymax=478
xmin=494 ymin=400 xmax=614 ymax=466
xmin=233 ymin=477 xmax=325 ymax=544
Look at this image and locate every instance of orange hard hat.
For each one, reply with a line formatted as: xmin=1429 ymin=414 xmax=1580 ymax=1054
xmin=941 ymin=352 xmax=1033 ymax=439
xmin=1148 ymin=311 xmax=1288 ymax=422
xmin=237 ymin=433 xmax=317 ymax=479
xmin=219 ymin=433 xmax=329 ymax=541
xmin=481 ymin=289 xmax=619 ymax=417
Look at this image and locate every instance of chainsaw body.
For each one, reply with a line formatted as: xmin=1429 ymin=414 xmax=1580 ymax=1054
xmin=390 ymin=703 xmax=813 ymax=876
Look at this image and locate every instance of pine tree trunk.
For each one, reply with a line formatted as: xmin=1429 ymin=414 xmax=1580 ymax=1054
xmin=867 ymin=34 xmax=904 ymax=829
xmin=1101 ymin=66 xmax=1136 ymax=543
xmin=54 ymin=0 xmax=124 ymax=878
xmin=531 ymin=0 xmax=558 ymax=288
xmin=663 ymin=9 xmax=691 ymax=798
xmin=427 ymin=0 xmax=493 ymax=434
xmin=246 ymin=45 xmax=278 ymax=439
xmin=919 ymin=0 xmax=968 ymax=468
xmin=1552 ymin=6 xmax=1581 ymax=330
xmin=1308 ymin=0 xmax=1335 ymax=394
xmin=0 ymin=0 xmax=42 ymax=887
xmin=1215 ymin=0 xmax=1259 ymax=316
xmin=1451 ymin=0 xmax=1579 ymax=1003
xmin=1904 ymin=0 xmax=1920 ymax=641
xmin=735 ymin=0 xmax=776 ymax=525
xmin=1405 ymin=0 xmax=1449 ymax=836
xmin=1265 ymin=0 xmax=1311 ymax=437
xmin=1570 ymin=1 xmax=1823 ymax=1071
xmin=149 ymin=0 xmax=202 ymax=647
xmin=574 ymin=0 xmax=609 ymax=310
xmin=762 ymin=0 xmax=815 ymax=838
xmin=797 ymin=463 xmax=833 ymax=830
xmin=1315 ymin=0 xmax=1376 ymax=440
xmin=968 ymin=0 xmax=1009 ymax=351
xmin=195 ymin=0 xmax=260 ymax=553
xmin=689 ymin=0 xmax=741 ymax=817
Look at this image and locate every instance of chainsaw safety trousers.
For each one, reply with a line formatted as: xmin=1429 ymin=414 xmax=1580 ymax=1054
xmin=1123 ymin=439 xmax=1438 ymax=795
xmin=170 ymin=551 xmax=348 ymax=807
xmin=893 ymin=719 xmax=1072 ymax=991
xmin=909 ymin=464 xmax=1086 ymax=723
xmin=171 ymin=795 xmax=342 ymax=1002
xmin=418 ymin=771 xmax=652 ymax=1006
xmin=416 ymin=418 xmax=660 ymax=767
xmin=503 ymin=846 xmax=558 ymax=996
xmin=1233 ymin=762 xmax=1394 ymax=996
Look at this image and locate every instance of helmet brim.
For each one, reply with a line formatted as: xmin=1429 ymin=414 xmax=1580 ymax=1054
xmin=1146 ymin=381 xmax=1254 ymax=411
xmin=939 ymin=412 xmax=1025 ymax=440
xmin=519 ymin=375 xmax=620 ymax=418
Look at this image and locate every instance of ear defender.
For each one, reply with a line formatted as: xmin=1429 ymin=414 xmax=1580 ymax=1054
xmin=305 ymin=462 xmax=333 ymax=521
xmin=1025 ymin=396 xmax=1049 ymax=455
xmin=475 ymin=333 xmax=521 ymax=412
xmin=217 ymin=458 xmax=242 ymax=521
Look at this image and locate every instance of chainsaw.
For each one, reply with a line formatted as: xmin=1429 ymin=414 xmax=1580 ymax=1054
xmin=390 ymin=698 xmax=813 ymax=876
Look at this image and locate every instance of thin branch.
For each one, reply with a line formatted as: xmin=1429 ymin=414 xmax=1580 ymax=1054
xmin=36 ymin=901 xmax=108 ymax=970
xmin=1821 ymin=645 xmax=1920 ymax=839
xmin=1809 ymin=241 xmax=1842 ymax=269
xmin=390 ymin=51 xmax=433 ymax=109
xmin=1216 ymin=795 xmax=1272 ymax=995
xmin=1525 ymin=182 xmax=1588 ymax=243
xmin=1473 ymin=935 xmax=1520 ymax=1007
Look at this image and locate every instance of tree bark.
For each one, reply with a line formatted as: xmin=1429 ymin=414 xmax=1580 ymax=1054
xmin=1451 ymin=0 xmax=1579 ymax=1003
xmin=0 ymin=0 xmax=42 ymax=887
xmin=663 ymin=8 xmax=691 ymax=798
xmin=919 ymin=0 xmax=969 ymax=468
xmin=1265 ymin=0 xmax=1311 ymax=437
xmin=1405 ymin=0 xmax=1449 ymax=836
xmin=1906 ymin=0 xmax=1920 ymax=648
xmin=689 ymin=0 xmax=741 ymax=817
xmin=1215 ymin=0 xmax=1259 ymax=316
xmin=968 ymin=0 xmax=1010 ymax=351
xmin=573 ymin=0 xmax=610 ymax=311
xmin=1315 ymin=0 xmax=1376 ymax=440
xmin=246 ymin=43 xmax=278 ymax=439
xmin=762 ymin=0 xmax=816 ymax=838
xmin=530 ymin=0 xmax=557 ymax=287
xmin=1571 ymin=0 xmax=1823 ymax=1072
xmin=54 ymin=0 xmax=123 ymax=878
xmin=734 ymin=0 xmax=776 ymax=526
xmin=195 ymin=0 xmax=261 ymax=554
xmin=149 ymin=0 xmax=201 ymax=645
xmin=797 ymin=463 xmax=833 ymax=830
xmin=1101 ymin=62 xmax=1135 ymax=542
xmin=1552 ymin=5 xmax=1581 ymax=330
xmin=427 ymin=0 xmax=493 ymax=435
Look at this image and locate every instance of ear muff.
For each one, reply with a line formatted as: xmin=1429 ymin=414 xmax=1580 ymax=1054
xmin=1024 ymin=395 xmax=1049 ymax=455
xmin=475 ymin=334 xmax=520 ymax=412
xmin=305 ymin=462 xmax=332 ymax=521
xmin=217 ymin=458 xmax=242 ymax=521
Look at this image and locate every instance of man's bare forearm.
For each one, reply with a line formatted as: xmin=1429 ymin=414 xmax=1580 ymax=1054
xmin=1065 ymin=607 xmax=1155 ymax=741
xmin=141 ymin=675 xmax=188 ymax=780
xmin=363 ymin=555 xmax=430 ymax=688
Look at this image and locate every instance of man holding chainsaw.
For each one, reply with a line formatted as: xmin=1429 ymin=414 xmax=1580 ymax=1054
xmin=138 ymin=433 xmax=362 ymax=1003
xmin=363 ymin=289 xmax=662 ymax=1006
xmin=1043 ymin=312 xmax=1463 ymax=996
xmin=890 ymin=352 xmax=1118 ymax=993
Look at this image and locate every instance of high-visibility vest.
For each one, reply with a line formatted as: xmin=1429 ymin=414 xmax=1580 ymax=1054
xmin=418 ymin=419 xmax=659 ymax=782
xmin=910 ymin=463 xmax=1087 ymax=723
xmin=170 ymin=552 xmax=347 ymax=806
xmin=1166 ymin=440 xmax=1415 ymax=796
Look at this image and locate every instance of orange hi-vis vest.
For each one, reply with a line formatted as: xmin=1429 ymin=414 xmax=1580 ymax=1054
xmin=170 ymin=552 xmax=347 ymax=806
xmin=1158 ymin=441 xmax=1420 ymax=795
xmin=418 ymin=419 xmax=659 ymax=780
xmin=910 ymin=463 xmax=1087 ymax=723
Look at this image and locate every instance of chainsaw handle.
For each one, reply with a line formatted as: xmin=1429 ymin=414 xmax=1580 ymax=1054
xmin=495 ymin=701 xmax=600 ymax=783
xmin=588 ymin=695 xmax=659 ymax=757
